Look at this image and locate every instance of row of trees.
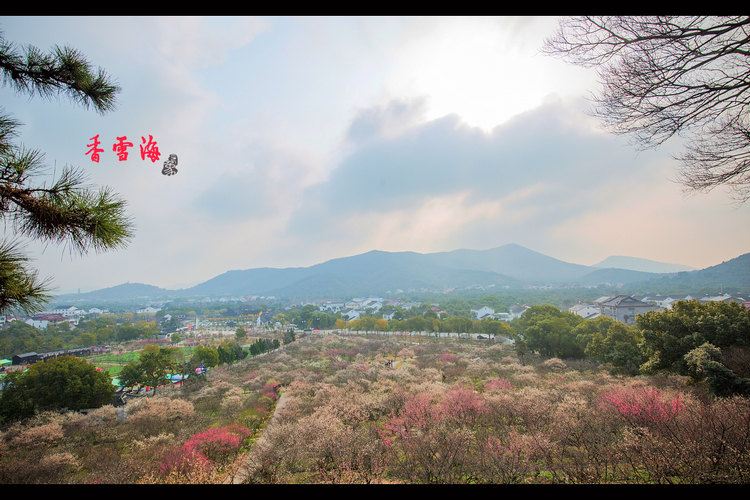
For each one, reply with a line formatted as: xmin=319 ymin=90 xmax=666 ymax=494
xmin=339 ymin=315 xmax=513 ymax=336
xmin=247 ymin=338 xmax=280 ymax=356
xmin=512 ymin=301 xmax=750 ymax=395
xmin=0 ymin=318 xmax=159 ymax=358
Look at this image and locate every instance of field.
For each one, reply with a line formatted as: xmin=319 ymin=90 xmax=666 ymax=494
xmin=87 ymin=347 xmax=197 ymax=377
xmin=1 ymin=333 xmax=749 ymax=484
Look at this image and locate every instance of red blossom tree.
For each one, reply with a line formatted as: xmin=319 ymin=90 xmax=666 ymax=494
xmin=160 ymin=424 xmax=252 ymax=474
xmin=600 ymin=386 xmax=684 ymax=425
xmin=485 ymin=378 xmax=513 ymax=391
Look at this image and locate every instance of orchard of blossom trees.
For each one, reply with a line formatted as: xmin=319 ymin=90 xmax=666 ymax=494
xmin=1 ymin=332 xmax=749 ymax=483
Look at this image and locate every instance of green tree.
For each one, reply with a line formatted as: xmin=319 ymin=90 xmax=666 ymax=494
xmin=684 ymin=342 xmax=750 ymax=397
xmin=514 ymin=338 xmax=529 ymax=365
xmin=0 ymin=320 xmax=46 ymax=357
xmin=248 ymin=338 xmax=275 ymax=356
xmin=512 ymin=305 xmax=584 ymax=359
xmin=584 ymin=320 xmax=645 ymax=375
xmin=235 ymin=326 xmax=247 ymax=342
xmin=638 ymin=300 xmax=750 ymax=374
xmin=0 ymin=356 xmax=113 ymax=423
xmin=217 ymin=340 xmax=245 ymax=365
xmin=573 ymin=315 xmax=618 ymax=349
xmin=190 ymin=345 xmax=219 ymax=369
xmin=0 ymin=33 xmax=132 ymax=313
xmin=0 ymin=371 xmax=36 ymax=423
xmin=442 ymin=316 xmax=473 ymax=333
xmin=118 ymin=362 xmax=144 ymax=390
xmin=119 ymin=345 xmax=179 ymax=395
xmin=283 ymin=328 xmax=296 ymax=344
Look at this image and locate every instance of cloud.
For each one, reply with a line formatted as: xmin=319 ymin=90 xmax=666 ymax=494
xmin=278 ymin=96 xmax=750 ymax=269
xmin=191 ymin=141 xmax=320 ymax=221
xmin=346 ymin=97 xmax=428 ymax=145
xmin=288 ymin=97 xmax=657 ymax=241
xmin=5 ymin=17 xmax=747 ymax=291
xmin=155 ymin=16 xmax=267 ymax=70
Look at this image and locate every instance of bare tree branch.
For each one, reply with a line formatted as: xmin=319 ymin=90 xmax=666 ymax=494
xmin=544 ymin=16 xmax=750 ymax=200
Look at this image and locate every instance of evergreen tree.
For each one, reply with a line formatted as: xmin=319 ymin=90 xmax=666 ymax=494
xmin=235 ymin=326 xmax=247 ymax=341
xmin=0 ymin=356 xmax=113 ymax=423
xmin=0 ymin=33 xmax=132 ymax=314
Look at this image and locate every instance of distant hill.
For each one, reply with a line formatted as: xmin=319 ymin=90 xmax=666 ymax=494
xmin=186 ymin=250 xmax=520 ymax=299
xmin=51 ymin=246 xmax=750 ymax=302
xmin=426 ymin=243 xmax=592 ymax=283
xmin=55 ymin=283 xmax=171 ymax=302
xmin=636 ymin=252 xmax=750 ymax=295
xmin=594 ymin=255 xmax=694 ymax=274
xmin=579 ymin=267 xmax=661 ymax=285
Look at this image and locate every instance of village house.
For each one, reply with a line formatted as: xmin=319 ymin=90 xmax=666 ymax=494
xmin=508 ymin=304 xmax=530 ymax=321
xmin=569 ymin=303 xmax=601 ymax=319
xmin=25 ymin=319 xmax=49 ymax=329
xmin=699 ymin=293 xmax=746 ymax=304
xmin=137 ymin=306 xmax=162 ymax=314
xmin=12 ymin=352 xmax=39 ymax=365
xmin=344 ymin=310 xmax=363 ymax=321
xmin=598 ymin=295 xmax=661 ymax=324
xmin=471 ymin=306 xmax=495 ymax=320
xmin=494 ymin=312 xmax=511 ymax=322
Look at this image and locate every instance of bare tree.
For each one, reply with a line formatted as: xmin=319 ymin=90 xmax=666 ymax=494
xmin=543 ymin=16 xmax=750 ymax=201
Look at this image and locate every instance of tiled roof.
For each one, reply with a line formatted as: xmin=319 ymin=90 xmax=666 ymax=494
xmin=599 ymin=295 xmax=649 ymax=307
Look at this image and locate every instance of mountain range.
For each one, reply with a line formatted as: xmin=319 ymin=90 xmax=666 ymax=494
xmin=593 ymin=255 xmax=695 ymax=273
xmin=53 ymin=244 xmax=749 ymax=303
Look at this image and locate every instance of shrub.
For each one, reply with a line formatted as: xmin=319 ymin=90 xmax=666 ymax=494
xmin=484 ymin=378 xmax=513 ymax=391
xmin=10 ymin=421 xmax=65 ymax=447
xmin=600 ymin=385 xmax=683 ymax=425
xmin=38 ymin=452 xmax=80 ymax=476
xmin=439 ymin=352 xmax=459 ymax=364
xmin=541 ymin=358 xmax=567 ymax=371
xmin=0 ymin=356 xmax=113 ymax=423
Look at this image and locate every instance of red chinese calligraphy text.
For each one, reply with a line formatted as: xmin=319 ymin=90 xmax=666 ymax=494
xmin=112 ymin=136 xmax=134 ymax=161
xmin=86 ymin=134 xmax=104 ymax=163
xmin=140 ymin=134 xmax=161 ymax=163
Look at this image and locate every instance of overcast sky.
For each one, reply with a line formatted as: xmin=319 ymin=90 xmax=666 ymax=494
xmin=2 ymin=16 xmax=749 ymax=293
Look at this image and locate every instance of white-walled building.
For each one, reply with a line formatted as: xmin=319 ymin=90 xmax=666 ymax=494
xmin=508 ymin=305 xmax=530 ymax=321
xmin=569 ymin=303 xmax=601 ymax=319
xmin=345 ymin=310 xmax=362 ymax=321
xmin=25 ymin=319 xmax=49 ymax=329
xmin=137 ymin=306 xmax=162 ymax=314
xmin=472 ymin=306 xmax=495 ymax=320
xmin=598 ymin=295 xmax=661 ymax=324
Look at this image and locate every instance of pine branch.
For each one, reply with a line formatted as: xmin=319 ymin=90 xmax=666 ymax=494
xmin=0 ymin=163 xmax=134 ymax=254
xmin=0 ymin=240 xmax=51 ymax=314
xmin=0 ymin=34 xmax=130 ymax=315
xmin=0 ymin=112 xmax=21 ymax=155
xmin=0 ymin=33 xmax=120 ymax=114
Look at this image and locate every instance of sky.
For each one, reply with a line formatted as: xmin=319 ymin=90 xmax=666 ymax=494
xmin=1 ymin=16 xmax=749 ymax=293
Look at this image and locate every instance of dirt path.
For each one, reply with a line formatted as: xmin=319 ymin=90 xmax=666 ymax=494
xmin=222 ymin=335 xmax=307 ymax=484
xmin=225 ymin=391 xmax=288 ymax=484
